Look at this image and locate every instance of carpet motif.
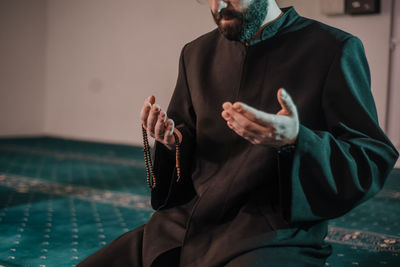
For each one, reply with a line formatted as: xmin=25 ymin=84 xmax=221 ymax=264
xmin=0 ymin=137 xmax=399 ymax=266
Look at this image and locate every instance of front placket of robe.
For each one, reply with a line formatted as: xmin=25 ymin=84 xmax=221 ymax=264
xmin=179 ymin=23 xmax=293 ymax=267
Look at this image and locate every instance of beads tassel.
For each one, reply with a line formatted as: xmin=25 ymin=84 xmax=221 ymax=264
xmin=142 ymin=126 xmax=181 ymax=189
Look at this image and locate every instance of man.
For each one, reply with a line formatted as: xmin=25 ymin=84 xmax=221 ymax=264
xmin=78 ymin=0 xmax=399 ymax=266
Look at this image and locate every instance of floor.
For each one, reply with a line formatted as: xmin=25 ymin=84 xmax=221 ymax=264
xmin=0 ymin=137 xmax=399 ymax=267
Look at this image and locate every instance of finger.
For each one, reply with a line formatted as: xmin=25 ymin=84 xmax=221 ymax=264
xmin=227 ymin=119 xmax=249 ymax=138
xmin=147 ymin=104 xmax=161 ymax=134
xmin=221 ymin=110 xmax=231 ymax=121
xmin=154 ymin=111 xmax=167 ymax=141
xmin=228 ymin=114 xmax=261 ymax=139
xmin=229 ymin=121 xmax=277 ymax=146
xmin=163 ymin=119 xmax=175 ymax=144
xmin=222 ymin=102 xmax=233 ymax=111
xmin=228 ymin=120 xmax=260 ymax=144
xmin=232 ymin=102 xmax=277 ymax=127
xmin=140 ymin=97 xmax=153 ymax=128
xmin=277 ymin=88 xmax=297 ymax=117
xmin=228 ymin=112 xmax=279 ymax=142
xmin=229 ymin=108 xmax=269 ymax=135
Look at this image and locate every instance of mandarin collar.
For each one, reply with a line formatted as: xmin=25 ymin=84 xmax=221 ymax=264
xmin=248 ymin=6 xmax=299 ymax=46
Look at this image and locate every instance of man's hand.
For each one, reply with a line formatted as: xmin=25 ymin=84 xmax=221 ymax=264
xmin=221 ymin=88 xmax=299 ymax=147
xmin=140 ymin=96 xmax=182 ymax=150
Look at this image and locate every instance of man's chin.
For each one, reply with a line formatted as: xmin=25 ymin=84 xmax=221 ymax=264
xmin=218 ymin=23 xmax=241 ymax=41
xmin=219 ymin=30 xmax=240 ymax=41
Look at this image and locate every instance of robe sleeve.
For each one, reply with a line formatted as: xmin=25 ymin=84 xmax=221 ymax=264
xmin=278 ymin=36 xmax=399 ymax=224
xmin=151 ymin=45 xmax=197 ymax=210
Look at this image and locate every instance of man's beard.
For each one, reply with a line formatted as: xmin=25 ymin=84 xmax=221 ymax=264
xmin=212 ymin=0 xmax=269 ymax=42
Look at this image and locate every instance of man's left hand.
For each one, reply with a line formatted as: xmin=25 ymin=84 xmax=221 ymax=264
xmin=221 ymin=88 xmax=299 ymax=147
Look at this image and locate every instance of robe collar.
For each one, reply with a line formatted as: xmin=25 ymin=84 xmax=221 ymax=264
xmin=247 ymin=6 xmax=300 ymax=46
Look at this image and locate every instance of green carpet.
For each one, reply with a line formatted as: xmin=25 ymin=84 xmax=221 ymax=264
xmin=0 ymin=137 xmax=399 ymax=267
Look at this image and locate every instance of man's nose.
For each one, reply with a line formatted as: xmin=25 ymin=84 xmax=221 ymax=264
xmin=218 ymin=0 xmax=229 ymax=13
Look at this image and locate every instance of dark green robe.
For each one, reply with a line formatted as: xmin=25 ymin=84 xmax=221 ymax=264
xmin=78 ymin=7 xmax=399 ymax=267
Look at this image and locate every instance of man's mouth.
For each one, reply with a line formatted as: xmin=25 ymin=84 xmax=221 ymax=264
xmin=219 ymin=13 xmax=239 ymax=22
xmin=221 ymin=16 xmax=236 ymax=22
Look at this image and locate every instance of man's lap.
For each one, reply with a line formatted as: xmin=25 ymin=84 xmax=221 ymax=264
xmin=77 ymin=224 xmax=145 ymax=267
xmin=223 ymin=245 xmax=330 ymax=267
xmin=76 ymin=223 xmax=330 ymax=267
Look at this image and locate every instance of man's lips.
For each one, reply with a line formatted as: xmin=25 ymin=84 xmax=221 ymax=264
xmin=221 ymin=17 xmax=235 ymax=22
xmin=220 ymin=15 xmax=238 ymax=22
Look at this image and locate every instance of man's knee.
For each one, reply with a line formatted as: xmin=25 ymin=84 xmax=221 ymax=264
xmin=77 ymin=224 xmax=145 ymax=267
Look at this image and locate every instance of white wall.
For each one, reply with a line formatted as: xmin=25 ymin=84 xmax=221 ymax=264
xmin=0 ymin=0 xmax=46 ymax=136
xmin=43 ymin=0 xmax=215 ymax=144
xmin=277 ymin=0 xmax=392 ymax=130
xmin=387 ymin=0 xmax=400 ymax=167
xmin=0 ymin=0 xmax=397 ymax=149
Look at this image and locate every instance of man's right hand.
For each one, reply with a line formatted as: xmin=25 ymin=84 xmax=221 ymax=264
xmin=140 ymin=96 xmax=182 ymax=150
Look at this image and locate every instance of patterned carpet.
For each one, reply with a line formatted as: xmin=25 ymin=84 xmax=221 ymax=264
xmin=0 ymin=137 xmax=399 ymax=267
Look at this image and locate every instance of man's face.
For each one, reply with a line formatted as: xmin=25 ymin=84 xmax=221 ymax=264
xmin=208 ymin=0 xmax=269 ymax=42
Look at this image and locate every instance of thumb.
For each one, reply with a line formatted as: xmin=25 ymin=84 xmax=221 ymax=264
xmin=277 ymin=88 xmax=297 ymax=117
